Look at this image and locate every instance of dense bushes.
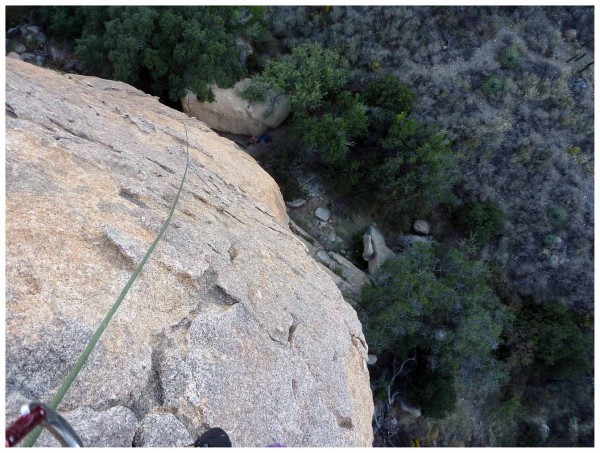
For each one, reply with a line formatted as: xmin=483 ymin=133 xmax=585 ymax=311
xmin=495 ymin=299 xmax=594 ymax=446
xmin=361 ymin=243 xmax=512 ymax=410
xmin=265 ymin=5 xmax=594 ymax=314
xmin=361 ymin=72 xmax=417 ymax=139
xmin=34 ymin=6 xmax=265 ymax=102
xmin=262 ymin=6 xmax=593 ymax=447
xmin=546 ymin=205 xmax=568 ymax=228
xmin=511 ymin=301 xmax=592 ymax=379
xmin=372 ymin=112 xmax=458 ymax=217
xmin=243 ymin=43 xmax=369 ymax=194
xmin=404 ymin=365 xmax=457 ymax=419
xmin=245 ymin=46 xmax=458 ymax=218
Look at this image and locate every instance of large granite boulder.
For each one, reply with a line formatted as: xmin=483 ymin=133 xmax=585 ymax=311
xmin=5 ymin=59 xmax=373 ymax=447
xmin=181 ymin=78 xmax=291 ymax=136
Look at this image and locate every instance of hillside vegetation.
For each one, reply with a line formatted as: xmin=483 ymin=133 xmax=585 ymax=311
xmin=7 ymin=5 xmax=594 ymax=447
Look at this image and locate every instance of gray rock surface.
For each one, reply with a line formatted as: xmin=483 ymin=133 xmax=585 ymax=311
xmin=182 ymin=78 xmax=291 ymax=136
xmin=37 ymin=406 xmax=138 ymax=447
xmin=316 ymin=250 xmax=337 ymax=270
xmin=5 ymin=59 xmax=373 ymax=447
xmin=315 ymin=207 xmax=331 ymax=222
xmin=19 ymin=52 xmax=35 ymax=63
xmin=10 ymin=42 xmax=26 ymax=53
xmin=329 ymin=252 xmax=370 ymax=299
xmin=133 ymin=413 xmax=193 ymax=447
xmin=397 ymin=234 xmax=433 ymax=248
xmin=413 ymin=219 xmax=430 ymax=235
xmin=7 ymin=51 xmax=22 ymax=60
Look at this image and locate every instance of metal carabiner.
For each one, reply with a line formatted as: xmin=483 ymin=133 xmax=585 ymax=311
xmin=5 ymin=402 xmax=83 ymax=447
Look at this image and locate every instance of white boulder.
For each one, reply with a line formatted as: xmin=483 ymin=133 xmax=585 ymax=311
xmin=181 ymin=78 xmax=291 ymax=136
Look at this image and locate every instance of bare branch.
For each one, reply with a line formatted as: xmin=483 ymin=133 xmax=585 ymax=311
xmin=386 ymin=356 xmax=417 ymax=406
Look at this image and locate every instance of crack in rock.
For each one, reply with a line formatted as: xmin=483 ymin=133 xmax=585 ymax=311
xmin=145 ymin=157 xmax=175 ymax=174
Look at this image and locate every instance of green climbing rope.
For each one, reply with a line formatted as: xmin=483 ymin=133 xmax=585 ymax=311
xmin=21 ymin=132 xmax=191 ymax=447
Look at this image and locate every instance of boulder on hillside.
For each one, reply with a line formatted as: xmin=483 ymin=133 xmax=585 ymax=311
xmin=413 ymin=219 xmax=430 ymax=235
xmin=181 ymin=78 xmax=291 ymax=136
xmin=363 ymin=225 xmax=395 ymax=274
xmin=5 ymin=59 xmax=372 ymax=447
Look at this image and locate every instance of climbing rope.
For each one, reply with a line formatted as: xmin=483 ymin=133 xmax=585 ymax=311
xmin=21 ymin=123 xmax=192 ymax=447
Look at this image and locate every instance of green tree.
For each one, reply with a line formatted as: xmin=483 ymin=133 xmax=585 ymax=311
xmin=406 ymin=368 xmax=457 ymax=419
xmin=371 ymin=112 xmax=458 ymax=217
xmin=242 ymin=42 xmax=351 ymax=114
xmin=363 ymin=72 xmax=416 ymax=114
xmin=298 ymin=91 xmax=367 ymax=164
xmin=243 ymin=43 xmax=367 ymax=193
xmin=362 ymin=72 xmax=416 ymax=135
xmin=41 ymin=6 xmax=263 ymax=102
xmin=546 ymin=205 xmax=569 ymax=228
xmin=513 ymin=301 xmax=592 ymax=379
xmin=361 ymin=242 xmax=512 ymax=406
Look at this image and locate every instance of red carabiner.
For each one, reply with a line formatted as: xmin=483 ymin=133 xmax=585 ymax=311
xmin=5 ymin=402 xmax=83 ymax=447
xmin=5 ymin=404 xmax=45 ymax=447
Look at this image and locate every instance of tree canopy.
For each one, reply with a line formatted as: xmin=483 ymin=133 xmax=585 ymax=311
xmin=38 ymin=6 xmax=265 ymax=101
xmin=361 ymin=243 xmax=513 ymax=404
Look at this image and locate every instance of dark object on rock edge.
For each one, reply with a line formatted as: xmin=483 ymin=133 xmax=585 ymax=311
xmin=194 ymin=428 xmax=232 ymax=447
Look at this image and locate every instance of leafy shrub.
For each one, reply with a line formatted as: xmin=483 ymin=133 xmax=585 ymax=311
xmin=498 ymin=44 xmax=522 ymax=69
xmin=362 ymin=72 xmax=416 ymax=135
xmin=546 ymin=205 xmax=568 ymax=228
xmin=406 ymin=369 xmax=457 ymax=419
xmin=259 ymin=143 xmax=305 ymax=200
xmin=483 ymin=74 xmax=504 ymax=95
xmin=363 ymin=72 xmax=416 ymax=115
xmin=513 ymin=301 xmax=592 ymax=379
xmin=542 ymin=234 xmax=561 ymax=248
xmin=6 ymin=6 xmax=39 ymax=28
xmin=453 ymin=201 xmax=504 ymax=245
xmin=298 ymin=90 xmax=366 ymax=151
xmin=246 ymin=52 xmax=266 ymax=75
xmin=245 ymin=43 xmax=367 ymax=193
xmin=242 ymin=42 xmax=351 ymax=114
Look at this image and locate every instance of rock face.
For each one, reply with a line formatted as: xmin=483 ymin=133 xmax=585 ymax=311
xmin=133 ymin=413 xmax=193 ymax=447
xmin=181 ymin=78 xmax=291 ymax=136
xmin=5 ymin=59 xmax=373 ymax=447
xmin=38 ymin=407 xmax=138 ymax=447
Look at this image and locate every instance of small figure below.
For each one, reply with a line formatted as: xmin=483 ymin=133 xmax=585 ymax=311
xmin=248 ymin=133 xmax=272 ymax=145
